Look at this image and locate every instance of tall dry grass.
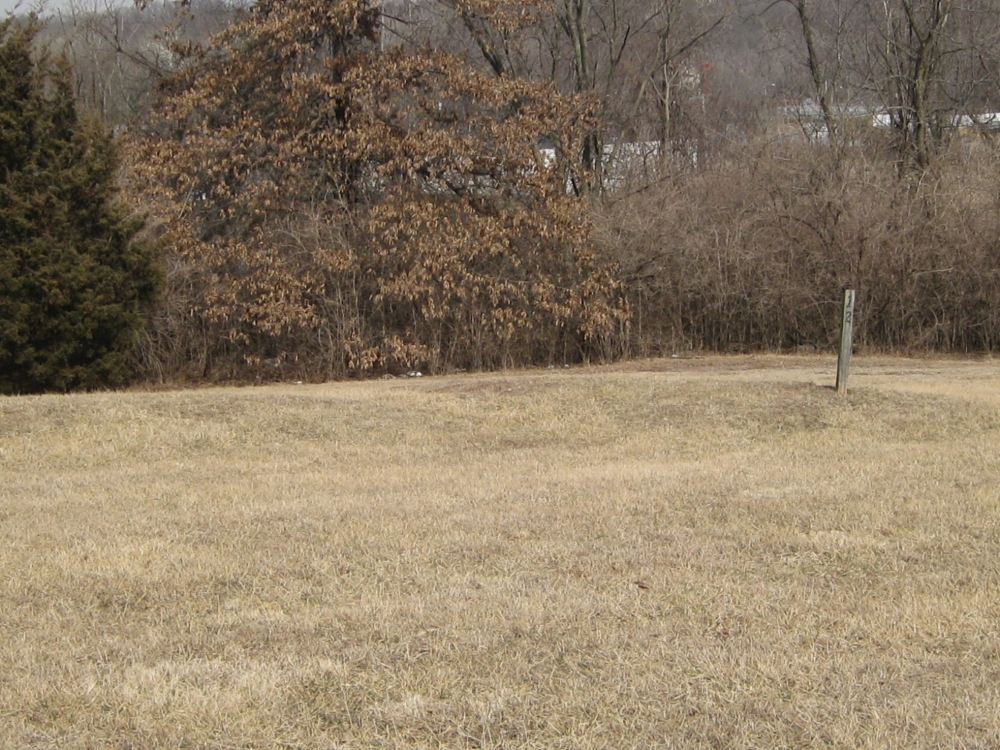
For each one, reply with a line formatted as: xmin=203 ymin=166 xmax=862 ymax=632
xmin=2 ymin=355 xmax=999 ymax=748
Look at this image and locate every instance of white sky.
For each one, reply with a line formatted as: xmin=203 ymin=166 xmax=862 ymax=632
xmin=2 ymin=0 xmax=70 ymax=15
xmin=2 ymin=0 xmax=127 ymax=16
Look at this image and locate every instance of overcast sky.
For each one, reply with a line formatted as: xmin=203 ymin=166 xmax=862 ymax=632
xmin=2 ymin=0 xmax=131 ymax=16
xmin=2 ymin=0 xmax=69 ymax=15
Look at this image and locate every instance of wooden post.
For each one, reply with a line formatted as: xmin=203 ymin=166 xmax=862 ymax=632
xmin=836 ymin=289 xmax=856 ymax=394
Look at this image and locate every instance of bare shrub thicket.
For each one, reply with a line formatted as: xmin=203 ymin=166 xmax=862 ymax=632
xmin=598 ymin=131 xmax=1000 ymax=355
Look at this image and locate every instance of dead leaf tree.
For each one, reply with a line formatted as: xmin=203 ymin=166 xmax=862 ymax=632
xmin=129 ymin=0 xmax=627 ymax=380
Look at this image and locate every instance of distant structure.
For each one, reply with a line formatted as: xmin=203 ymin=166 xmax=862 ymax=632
xmin=776 ymin=97 xmax=1000 ymax=144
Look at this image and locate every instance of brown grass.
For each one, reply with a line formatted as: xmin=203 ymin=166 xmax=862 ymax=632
xmin=3 ymin=354 xmax=1000 ymax=748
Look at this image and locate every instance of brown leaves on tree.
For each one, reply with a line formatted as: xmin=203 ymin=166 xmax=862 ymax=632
xmin=128 ymin=0 xmax=627 ymax=379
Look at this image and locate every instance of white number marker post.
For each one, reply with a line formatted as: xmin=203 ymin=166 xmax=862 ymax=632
xmin=836 ymin=289 xmax=856 ymax=394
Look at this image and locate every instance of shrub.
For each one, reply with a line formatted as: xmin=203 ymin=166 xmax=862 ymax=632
xmin=0 ymin=17 xmax=159 ymax=394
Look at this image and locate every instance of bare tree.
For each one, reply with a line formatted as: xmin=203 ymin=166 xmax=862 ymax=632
xmin=42 ymin=0 xmax=235 ymax=124
xmin=861 ymin=0 xmax=955 ymax=168
xmin=398 ymin=0 xmax=737 ymax=189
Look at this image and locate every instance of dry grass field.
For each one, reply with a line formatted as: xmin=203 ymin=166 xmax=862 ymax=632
xmin=2 ymin=355 xmax=1000 ymax=749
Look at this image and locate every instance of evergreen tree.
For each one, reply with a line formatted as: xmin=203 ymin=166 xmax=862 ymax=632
xmin=0 ymin=17 xmax=159 ymax=394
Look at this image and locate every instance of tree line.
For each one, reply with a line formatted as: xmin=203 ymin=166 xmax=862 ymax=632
xmin=4 ymin=0 xmax=1000 ymax=391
